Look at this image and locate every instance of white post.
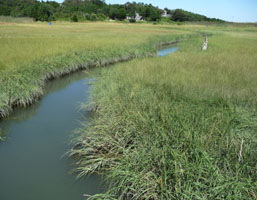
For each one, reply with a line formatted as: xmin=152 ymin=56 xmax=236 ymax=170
xmin=202 ymin=37 xmax=208 ymax=51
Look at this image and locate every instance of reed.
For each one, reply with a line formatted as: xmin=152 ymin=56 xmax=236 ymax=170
xmin=70 ymin=26 xmax=257 ymax=199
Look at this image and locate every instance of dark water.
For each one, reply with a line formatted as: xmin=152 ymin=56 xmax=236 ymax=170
xmin=0 ymin=46 xmax=178 ymax=200
xmin=0 ymin=72 xmax=103 ymax=200
xmin=157 ymin=45 xmax=178 ymax=57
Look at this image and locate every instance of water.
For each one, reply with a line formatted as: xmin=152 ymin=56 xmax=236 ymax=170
xmin=0 ymin=72 xmax=104 ymax=200
xmin=157 ymin=45 xmax=178 ymax=57
xmin=0 ymin=46 xmax=178 ymax=200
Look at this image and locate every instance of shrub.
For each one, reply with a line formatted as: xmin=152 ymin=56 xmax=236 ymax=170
xmin=90 ymin=13 xmax=97 ymax=21
xmin=129 ymin=18 xmax=136 ymax=23
xmin=98 ymin=13 xmax=107 ymax=21
xmin=71 ymin=14 xmax=78 ymax=22
xmin=84 ymin=13 xmax=91 ymax=20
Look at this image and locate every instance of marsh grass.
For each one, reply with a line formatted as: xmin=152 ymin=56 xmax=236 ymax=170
xmin=70 ymin=28 xmax=257 ymax=199
xmin=0 ymin=22 xmax=192 ymax=118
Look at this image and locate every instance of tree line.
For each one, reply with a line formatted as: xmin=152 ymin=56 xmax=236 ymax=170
xmin=167 ymin=9 xmax=224 ymax=23
xmin=0 ymin=0 xmax=224 ymax=23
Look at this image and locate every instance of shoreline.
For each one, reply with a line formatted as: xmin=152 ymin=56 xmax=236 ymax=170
xmin=0 ymin=39 xmax=183 ymax=120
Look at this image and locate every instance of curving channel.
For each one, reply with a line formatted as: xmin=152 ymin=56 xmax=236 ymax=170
xmin=0 ymin=45 xmax=178 ymax=200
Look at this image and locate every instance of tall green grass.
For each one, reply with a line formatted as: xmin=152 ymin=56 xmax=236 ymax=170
xmin=0 ymin=22 xmax=192 ymax=118
xmin=70 ymin=29 xmax=257 ymax=199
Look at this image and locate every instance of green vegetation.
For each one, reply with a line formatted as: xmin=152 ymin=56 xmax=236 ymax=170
xmin=0 ymin=0 xmax=59 ymax=21
xmin=0 ymin=0 xmax=224 ymax=23
xmin=0 ymin=21 xmax=190 ymax=118
xmin=167 ymin=9 xmax=224 ymax=22
xmin=70 ymin=27 xmax=257 ymax=199
xmin=0 ymin=0 xmax=163 ymax=22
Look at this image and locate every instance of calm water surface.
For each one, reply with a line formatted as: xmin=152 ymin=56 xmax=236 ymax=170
xmin=0 ymin=72 xmax=103 ymax=200
xmin=0 ymin=46 xmax=178 ymax=200
xmin=157 ymin=45 xmax=178 ymax=57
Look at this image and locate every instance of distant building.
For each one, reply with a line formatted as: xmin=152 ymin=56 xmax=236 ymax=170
xmin=162 ymin=10 xmax=171 ymax=18
xmin=127 ymin=12 xmax=143 ymax=21
xmin=135 ymin=12 xmax=143 ymax=21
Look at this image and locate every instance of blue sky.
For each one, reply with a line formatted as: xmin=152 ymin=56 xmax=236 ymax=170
xmin=54 ymin=0 xmax=257 ymax=22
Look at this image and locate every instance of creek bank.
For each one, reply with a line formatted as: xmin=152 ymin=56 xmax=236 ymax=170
xmin=0 ymin=51 xmax=152 ymax=119
xmin=0 ymin=38 xmax=184 ymax=120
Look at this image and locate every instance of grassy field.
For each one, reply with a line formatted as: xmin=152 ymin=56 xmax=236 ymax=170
xmin=70 ymin=26 xmax=257 ymax=199
xmin=0 ymin=20 xmax=192 ymax=118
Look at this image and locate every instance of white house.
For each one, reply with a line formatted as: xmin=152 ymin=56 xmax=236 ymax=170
xmin=135 ymin=12 xmax=143 ymax=21
xmin=162 ymin=10 xmax=171 ymax=18
xmin=127 ymin=12 xmax=143 ymax=21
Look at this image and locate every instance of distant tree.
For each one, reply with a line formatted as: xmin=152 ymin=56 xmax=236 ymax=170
xmin=84 ymin=13 xmax=91 ymax=20
xmin=125 ymin=2 xmax=136 ymax=18
xmin=63 ymin=0 xmax=82 ymax=13
xmin=150 ymin=9 xmax=161 ymax=21
xmin=0 ymin=5 xmax=9 ymax=16
xmin=117 ymin=7 xmax=126 ymax=20
xmin=10 ymin=7 xmax=23 ymax=17
xmin=97 ymin=13 xmax=107 ymax=21
xmin=91 ymin=0 xmax=105 ymax=7
xmin=37 ymin=3 xmax=53 ymax=21
xmin=140 ymin=5 xmax=161 ymax=21
xmin=145 ymin=7 xmax=151 ymax=19
xmin=109 ymin=7 xmax=119 ymax=19
xmin=46 ymin=1 xmax=60 ymax=9
xmin=71 ymin=14 xmax=78 ymax=22
xmin=172 ymin=9 xmax=189 ymax=21
xmin=90 ymin=13 xmax=97 ymax=21
xmin=171 ymin=9 xmax=224 ymax=22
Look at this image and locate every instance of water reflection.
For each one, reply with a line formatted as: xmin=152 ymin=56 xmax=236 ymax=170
xmin=0 ymin=70 xmax=104 ymax=200
xmin=157 ymin=45 xmax=178 ymax=57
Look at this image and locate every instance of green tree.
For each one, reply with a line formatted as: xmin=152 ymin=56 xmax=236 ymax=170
xmin=117 ymin=7 xmax=126 ymax=20
xmin=37 ymin=3 xmax=53 ymax=21
xmin=109 ymin=7 xmax=119 ymax=19
xmin=90 ymin=13 xmax=97 ymax=21
xmin=172 ymin=9 xmax=189 ymax=21
xmin=84 ymin=13 xmax=91 ymax=20
xmin=0 ymin=5 xmax=9 ymax=16
xmin=71 ymin=13 xmax=78 ymax=22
